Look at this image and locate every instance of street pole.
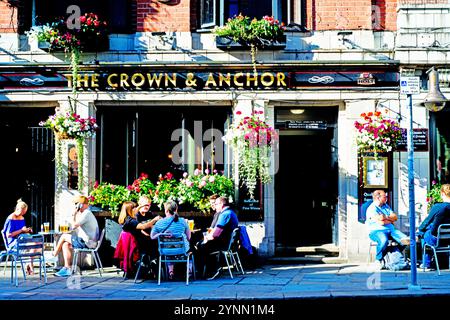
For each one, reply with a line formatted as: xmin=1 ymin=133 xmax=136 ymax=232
xmin=407 ymin=93 xmax=420 ymax=290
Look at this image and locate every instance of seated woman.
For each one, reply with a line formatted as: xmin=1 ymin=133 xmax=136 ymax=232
xmin=116 ymin=201 xmax=162 ymax=277
xmin=1 ymin=199 xmax=34 ymax=275
xmin=151 ymin=200 xmax=191 ymax=280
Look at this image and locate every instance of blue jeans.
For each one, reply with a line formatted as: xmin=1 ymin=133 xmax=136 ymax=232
xmin=421 ymin=229 xmax=437 ymax=267
xmin=369 ymin=229 xmax=408 ymax=261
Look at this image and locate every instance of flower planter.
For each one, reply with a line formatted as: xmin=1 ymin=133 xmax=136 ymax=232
xmin=215 ymin=35 xmax=286 ymax=50
xmin=37 ymin=41 xmax=50 ymax=50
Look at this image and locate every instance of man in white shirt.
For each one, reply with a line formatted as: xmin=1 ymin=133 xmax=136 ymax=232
xmin=53 ymin=195 xmax=99 ymax=277
xmin=366 ymin=190 xmax=410 ymax=267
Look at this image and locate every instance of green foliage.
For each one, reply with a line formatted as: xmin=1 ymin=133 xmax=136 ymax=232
xmin=88 ymin=171 xmax=235 ymax=217
xmin=213 ymin=14 xmax=285 ymax=47
xmin=426 ymin=181 xmax=442 ymax=211
xmin=153 ymin=173 xmax=179 ymax=210
xmin=88 ymin=182 xmax=132 ymax=217
xmin=177 ymin=170 xmax=235 ymax=213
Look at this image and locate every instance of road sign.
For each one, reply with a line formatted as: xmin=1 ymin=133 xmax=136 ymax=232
xmin=400 ymin=76 xmax=420 ymax=94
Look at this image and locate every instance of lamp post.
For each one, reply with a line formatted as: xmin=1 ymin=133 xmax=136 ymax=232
xmin=408 ymin=67 xmax=450 ymax=289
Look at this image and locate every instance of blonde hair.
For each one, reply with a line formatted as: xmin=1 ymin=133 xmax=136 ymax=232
xmin=138 ymin=195 xmax=152 ymax=206
xmin=15 ymin=199 xmax=28 ymax=211
xmin=118 ymin=201 xmax=137 ymax=225
xmin=73 ymin=195 xmax=89 ymax=204
xmin=441 ymin=184 xmax=450 ymax=198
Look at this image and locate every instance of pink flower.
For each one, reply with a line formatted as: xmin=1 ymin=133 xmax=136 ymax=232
xmin=183 ymin=172 xmax=188 ymax=178
xmin=209 ymin=176 xmax=215 ymax=183
xmin=199 ymin=181 xmax=207 ymax=188
xmin=194 ymin=168 xmax=200 ymax=176
xmin=205 ymin=169 xmax=210 ymax=175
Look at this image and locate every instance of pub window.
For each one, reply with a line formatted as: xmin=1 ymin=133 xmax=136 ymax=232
xmin=20 ymin=0 xmax=135 ymax=34
xmin=199 ymin=0 xmax=305 ymax=29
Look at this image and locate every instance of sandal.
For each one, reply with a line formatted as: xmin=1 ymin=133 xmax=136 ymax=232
xmin=26 ymin=265 xmax=34 ymax=276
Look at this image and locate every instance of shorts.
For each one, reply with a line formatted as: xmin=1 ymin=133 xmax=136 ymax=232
xmin=71 ymin=235 xmax=88 ymax=249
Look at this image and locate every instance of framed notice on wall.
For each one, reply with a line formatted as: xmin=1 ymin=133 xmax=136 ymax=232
xmin=362 ymin=156 xmax=388 ymax=189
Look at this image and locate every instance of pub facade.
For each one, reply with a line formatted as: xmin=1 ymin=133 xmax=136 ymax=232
xmin=1 ymin=0 xmax=449 ymax=262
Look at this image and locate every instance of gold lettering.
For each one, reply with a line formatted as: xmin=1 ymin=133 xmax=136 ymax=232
xmin=131 ymin=73 xmax=145 ymax=87
xmin=107 ymin=73 xmax=118 ymax=88
xmin=234 ymin=72 xmax=244 ymax=86
xmin=246 ymin=73 xmax=258 ymax=86
xmin=147 ymin=73 xmax=163 ymax=87
xmin=77 ymin=74 xmax=89 ymax=88
xmin=204 ymin=73 xmax=217 ymax=87
xmin=165 ymin=73 xmax=177 ymax=87
xmin=219 ymin=73 xmax=231 ymax=86
xmin=91 ymin=73 xmax=99 ymax=88
xmin=66 ymin=74 xmax=73 ymax=88
xmin=260 ymin=72 xmax=275 ymax=86
xmin=276 ymin=72 xmax=287 ymax=86
xmin=120 ymin=73 xmax=130 ymax=87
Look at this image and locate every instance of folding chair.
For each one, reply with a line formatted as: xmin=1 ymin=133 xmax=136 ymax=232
xmin=422 ymin=224 xmax=450 ymax=275
xmin=208 ymin=227 xmax=245 ymax=279
xmin=71 ymin=229 xmax=105 ymax=277
xmin=11 ymin=234 xmax=47 ymax=286
xmin=1 ymin=230 xmax=15 ymax=276
xmin=157 ymin=234 xmax=195 ymax=285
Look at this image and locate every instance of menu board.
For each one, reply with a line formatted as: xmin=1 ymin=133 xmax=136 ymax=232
xmin=395 ymin=128 xmax=429 ymax=152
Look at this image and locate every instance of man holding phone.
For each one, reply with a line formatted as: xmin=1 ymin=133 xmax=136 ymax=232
xmin=53 ymin=195 xmax=99 ymax=277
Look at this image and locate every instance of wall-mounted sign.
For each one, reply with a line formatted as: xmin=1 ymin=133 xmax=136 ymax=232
xmin=277 ymin=120 xmax=328 ymax=130
xmin=0 ymin=68 xmax=399 ymax=91
xmin=395 ymin=128 xmax=429 ymax=152
xmin=357 ymin=73 xmax=376 ymax=85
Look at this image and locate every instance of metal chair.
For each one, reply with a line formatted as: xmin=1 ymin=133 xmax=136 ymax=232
xmin=71 ymin=229 xmax=105 ymax=277
xmin=11 ymin=234 xmax=47 ymax=286
xmin=1 ymin=230 xmax=15 ymax=276
xmin=157 ymin=234 xmax=195 ymax=285
xmin=208 ymin=227 xmax=245 ymax=279
xmin=422 ymin=224 xmax=450 ymax=275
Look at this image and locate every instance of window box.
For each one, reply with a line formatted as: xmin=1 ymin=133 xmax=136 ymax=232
xmin=215 ymin=35 xmax=287 ymax=50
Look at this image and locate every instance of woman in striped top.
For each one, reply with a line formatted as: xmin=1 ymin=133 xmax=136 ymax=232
xmin=151 ymin=200 xmax=191 ymax=279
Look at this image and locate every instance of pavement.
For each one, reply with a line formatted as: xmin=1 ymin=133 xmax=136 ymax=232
xmin=1 ymin=262 xmax=450 ymax=301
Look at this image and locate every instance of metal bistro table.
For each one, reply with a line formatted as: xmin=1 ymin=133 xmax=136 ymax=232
xmin=38 ymin=230 xmax=72 ymax=270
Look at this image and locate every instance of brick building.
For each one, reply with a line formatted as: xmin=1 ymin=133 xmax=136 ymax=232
xmin=0 ymin=0 xmax=449 ymax=262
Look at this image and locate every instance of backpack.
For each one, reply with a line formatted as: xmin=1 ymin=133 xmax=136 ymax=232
xmin=382 ymin=247 xmax=409 ymax=271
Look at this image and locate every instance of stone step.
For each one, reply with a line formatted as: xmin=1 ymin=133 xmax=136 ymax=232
xmin=267 ymin=256 xmax=348 ymax=265
xmin=275 ymin=243 xmax=340 ymax=257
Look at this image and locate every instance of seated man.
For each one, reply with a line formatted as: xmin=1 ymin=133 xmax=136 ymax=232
xmin=53 ymin=195 xmax=99 ymax=277
xmin=420 ymin=184 xmax=450 ymax=268
xmin=366 ymin=190 xmax=410 ymax=269
xmin=195 ymin=196 xmax=239 ymax=279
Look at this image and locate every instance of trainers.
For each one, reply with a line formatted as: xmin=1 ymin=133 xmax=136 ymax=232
xmin=54 ymin=267 xmax=72 ymax=277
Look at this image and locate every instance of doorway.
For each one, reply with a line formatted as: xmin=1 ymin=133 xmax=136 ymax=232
xmin=0 ymin=107 xmax=55 ymax=243
xmin=275 ymin=107 xmax=338 ymax=250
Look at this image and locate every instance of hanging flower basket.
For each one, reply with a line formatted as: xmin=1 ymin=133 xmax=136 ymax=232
xmin=213 ymin=15 xmax=286 ymax=74
xmin=224 ymin=110 xmax=278 ymax=198
xmin=354 ymin=110 xmax=402 ymax=158
xmin=39 ymin=112 xmax=98 ymax=192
